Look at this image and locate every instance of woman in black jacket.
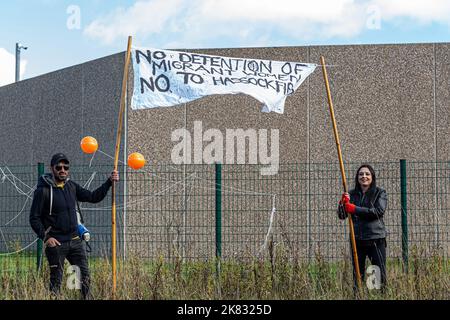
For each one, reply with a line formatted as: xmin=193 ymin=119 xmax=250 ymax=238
xmin=338 ymin=164 xmax=388 ymax=292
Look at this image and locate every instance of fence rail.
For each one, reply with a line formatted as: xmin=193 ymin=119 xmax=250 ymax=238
xmin=0 ymin=161 xmax=449 ymax=272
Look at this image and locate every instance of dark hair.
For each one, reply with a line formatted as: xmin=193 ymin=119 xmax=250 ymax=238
xmin=354 ymin=164 xmax=376 ymax=191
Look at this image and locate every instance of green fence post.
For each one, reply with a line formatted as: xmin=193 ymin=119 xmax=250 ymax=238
xmin=36 ymin=162 xmax=45 ymax=271
xmin=215 ymin=163 xmax=222 ymax=297
xmin=400 ymin=159 xmax=408 ymax=272
xmin=215 ymin=163 xmax=222 ymax=260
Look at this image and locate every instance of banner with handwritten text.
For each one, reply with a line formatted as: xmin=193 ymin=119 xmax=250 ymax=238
xmin=131 ymin=47 xmax=316 ymax=114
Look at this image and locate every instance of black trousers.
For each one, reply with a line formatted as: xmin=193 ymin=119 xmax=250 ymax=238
xmin=351 ymin=238 xmax=387 ymax=292
xmin=45 ymin=238 xmax=91 ymax=299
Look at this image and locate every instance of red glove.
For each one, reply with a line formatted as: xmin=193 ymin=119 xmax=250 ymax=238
xmin=341 ymin=193 xmax=350 ymax=204
xmin=344 ymin=203 xmax=356 ymax=214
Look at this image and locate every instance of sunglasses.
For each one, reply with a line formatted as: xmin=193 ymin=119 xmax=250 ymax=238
xmin=55 ymin=165 xmax=69 ymax=171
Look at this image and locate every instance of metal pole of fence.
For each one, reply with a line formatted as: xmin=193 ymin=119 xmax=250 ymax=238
xmin=215 ymin=163 xmax=222 ymax=260
xmin=307 ymin=163 xmax=312 ymax=263
xmin=182 ymin=103 xmax=187 ymax=262
xmin=36 ymin=162 xmax=44 ymax=271
xmin=215 ymin=162 xmax=222 ymax=297
xmin=400 ymin=159 xmax=409 ymax=272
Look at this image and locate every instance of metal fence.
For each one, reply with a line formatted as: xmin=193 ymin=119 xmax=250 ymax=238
xmin=0 ymin=161 xmax=449 ymax=272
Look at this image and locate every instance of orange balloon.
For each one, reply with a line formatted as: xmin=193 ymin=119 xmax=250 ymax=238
xmin=128 ymin=152 xmax=146 ymax=170
xmin=80 ymin=136 xmax=98 ymax=154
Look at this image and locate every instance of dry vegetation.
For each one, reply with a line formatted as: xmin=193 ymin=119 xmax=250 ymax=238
xmin=0 ymin=245 xmax=448 ymax=300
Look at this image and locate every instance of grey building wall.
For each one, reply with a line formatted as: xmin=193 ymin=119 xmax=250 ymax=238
xmin=125 ymin=43 xmax=449 ymax=260
xmin=1 ymin=43 xmax=448 ymax=166
xmin=128 ymin=43 xmax=449 ymax=164
xmin=0 ymin=52 xmax=126 ymax=165
xmin=0 ymin=43 xmax=448 ymax=260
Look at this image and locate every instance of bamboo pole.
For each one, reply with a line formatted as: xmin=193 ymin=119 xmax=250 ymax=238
xmin=112 ymin=35 xmax=133 ymax=297
xmin=320 ymin=56 xmax=362 ymax=291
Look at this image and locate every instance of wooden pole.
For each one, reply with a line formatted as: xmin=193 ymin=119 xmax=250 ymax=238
xmin=112 ymin=35 xmax=133 ymax=297
xmin=320 ymin=56 xmax=362 ymax=292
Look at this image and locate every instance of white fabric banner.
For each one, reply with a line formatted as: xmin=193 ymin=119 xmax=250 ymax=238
xmin=131 ymin=47 xmax=316 ymax=114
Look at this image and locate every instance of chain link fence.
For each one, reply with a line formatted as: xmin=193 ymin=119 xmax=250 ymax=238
xmin=0 ymin=161 xmax=449 ymax=273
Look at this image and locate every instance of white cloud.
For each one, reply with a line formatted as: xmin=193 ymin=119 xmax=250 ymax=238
xmin=83 ymin=0 xmax=185 ymax=45
xmin=371 ymin=0 xmax=450 ymax=24
xmin=198 ymin=0 xmax=353 ymax=23
xmin=84 ymin=0 xmax=368 ymax=46
xmin=83 ymin=0 xmax=450 ymax=48
xmin=0 ymin=48 xmax=27 ymax=87
xmin=187 ymin=0 xmax=367 ymax=40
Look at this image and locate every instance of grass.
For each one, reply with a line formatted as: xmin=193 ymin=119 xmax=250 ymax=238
xmin=0 ymin=246 xmax=449 ymax=300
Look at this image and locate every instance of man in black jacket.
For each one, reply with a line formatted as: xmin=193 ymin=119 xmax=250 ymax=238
xmin=29 ymin=153 xmax=119 ymax=299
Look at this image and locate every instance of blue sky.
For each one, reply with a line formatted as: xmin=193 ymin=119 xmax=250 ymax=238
xmin=1 ymin=0 xmax=449 ymax=86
